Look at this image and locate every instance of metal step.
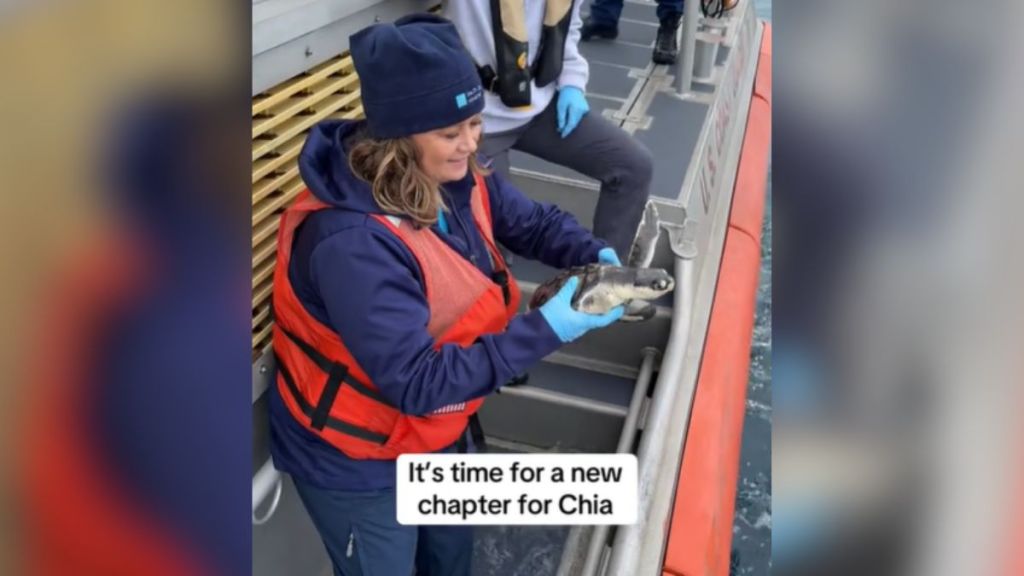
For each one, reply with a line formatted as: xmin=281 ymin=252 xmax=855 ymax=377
xmin=479 ymin=360 xmax=634 ymax=454
xmin=473 ymin=349 xmax=658 ymax=576
xmin=555 ymin=348 xmax=658 ymax=576
xmin=473 ymin=349 xmax=659 ymax=576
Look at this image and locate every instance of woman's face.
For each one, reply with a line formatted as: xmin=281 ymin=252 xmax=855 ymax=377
xmin=410 ymin=114 xmax=483 ymax=183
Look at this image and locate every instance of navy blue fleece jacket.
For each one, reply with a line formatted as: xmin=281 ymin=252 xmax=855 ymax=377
xmin=269 ymin=120 xmax=606 ymax=489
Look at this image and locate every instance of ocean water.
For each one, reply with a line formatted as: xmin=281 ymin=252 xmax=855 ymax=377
xmin=731 ymin=164 xmax=772 ymax=576
xmin=732 ymin=2 xmax=772 ymax=575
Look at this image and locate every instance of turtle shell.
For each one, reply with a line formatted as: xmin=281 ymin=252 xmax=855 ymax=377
xmin=527 ymin=264 xmax=599 ymax=311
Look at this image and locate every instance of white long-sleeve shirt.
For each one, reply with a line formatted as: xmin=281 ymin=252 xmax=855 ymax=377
xmin=443 ymin=1 xmax=589 ymax=135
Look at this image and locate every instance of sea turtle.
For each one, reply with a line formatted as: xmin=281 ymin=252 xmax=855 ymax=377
xmin=528 ymin=264 xmax=675 ymax=322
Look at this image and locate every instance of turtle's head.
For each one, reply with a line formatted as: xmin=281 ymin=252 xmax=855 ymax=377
xmin=629 ymin=268 xmax=675 ymax=299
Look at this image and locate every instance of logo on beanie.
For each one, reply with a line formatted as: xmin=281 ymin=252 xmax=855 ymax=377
xmin=455 ymin=85 xmax=483 ymax=109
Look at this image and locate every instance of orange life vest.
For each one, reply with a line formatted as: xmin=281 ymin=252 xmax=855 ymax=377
xmin=272 ymin=173 xmax=521 ymax=460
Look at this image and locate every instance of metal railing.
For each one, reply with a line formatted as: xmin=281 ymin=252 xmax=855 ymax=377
xmin=675 ymin=0 xmax=702 ymax=95
xmin=497 ymin=385 xmax=631 ymax=419
xmin=252 ymin=458 xmax=284 ymax=525
xmin=555 ymin=349 xmax=660 ymax=575
xmin=554 ymin=257 xmax=696 ymax=576
xmin=579 ymin=348 xmax=661 ymax=575
xmin=604 ymin=257 xmax=696 ymax=575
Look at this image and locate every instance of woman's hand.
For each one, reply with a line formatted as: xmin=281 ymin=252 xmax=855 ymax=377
xmin=597 ymin=247 xmax=622 ymax=266
xmin=538 ymin=276 xmax=624 ymax=343
xmin=556 ymin=86 xmax=590 ymax=139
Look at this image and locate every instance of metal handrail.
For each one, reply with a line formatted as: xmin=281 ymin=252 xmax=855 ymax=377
xmin=252 ymin=458 xmax=284 ymax=525
xmin=579 ymin=347 xmax=661 ymax=575
xmin=556 ymin=349 xmax=660 ymax=576
xmin=605 ymin=257 xmax=696 ymax=575
xmin=675 ymin=0 xmax=702 ymax=95
xmin=605 ymin=6 xmax=763 ymax=571
xmin=497 ymin=385 xmax=630 ymax=419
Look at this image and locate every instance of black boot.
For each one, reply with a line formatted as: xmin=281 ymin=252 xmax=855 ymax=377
xmin=580 ymin=16 xmax=618 ymax=41
xmin=652 ymin=16 xmax=681 ymax=64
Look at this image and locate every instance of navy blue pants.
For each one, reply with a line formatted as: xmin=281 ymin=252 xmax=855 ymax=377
xmin=588 ymin=0 xmax=684 ymax=25
xmin=294 ymin=479 xmax=473 ymax=576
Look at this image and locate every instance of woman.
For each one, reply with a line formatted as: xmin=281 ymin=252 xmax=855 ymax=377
xmin=269 ymin=14 xmax=623 ymax=576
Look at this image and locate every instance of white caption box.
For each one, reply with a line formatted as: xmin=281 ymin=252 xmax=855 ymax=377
xmin=396 ymin=453 xmax=637 ymax=525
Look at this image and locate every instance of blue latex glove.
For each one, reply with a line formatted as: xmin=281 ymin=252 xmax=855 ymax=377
xmin=556 ymin=86 xmax=590 ymax=139
xmin=539 ymin=276 xmax=624 ymax=343
xmin=597 ymin=247 xmax=621 ymax=266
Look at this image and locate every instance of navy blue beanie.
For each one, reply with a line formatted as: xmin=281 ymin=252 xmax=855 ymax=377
xmin=349 ymin=13 xmax=484 ymax=139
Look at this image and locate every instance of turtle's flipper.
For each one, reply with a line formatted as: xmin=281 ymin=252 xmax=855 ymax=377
xmin=628 ymin=201 xmax=661 ymax=269
xmin=621 ymin=300 xmax=657 ymax=322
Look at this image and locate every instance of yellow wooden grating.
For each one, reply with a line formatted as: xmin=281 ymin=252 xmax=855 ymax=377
xmin=252 ymin=53 xmax=366 ymax=359
xmin=252 ymin=305 xmax=271 ymax=331
xmin=252 ymin=235 xmax=277 ymax=270
xmin=253 ymin=174 xmax=306 ymax=225
xmin=252 ymin=217 xmax=279 ymax=249
xmin=252 ymin=92 xmax=362 ymax=161
xmin=253 ymin=258 xmax=275 ymax=288
xmin=252 ymin=134 xmax=305 ymax=184
xmin=253 ymin=279 xmax=273 ymax=311
xmin=253 ymin=318 xmax=274 ymax=353
xmin=253 ymin=164 xmax=300 ymax=205
xmin=252 ymin=57 xmax=355 ymax=117
xmin=253 ymin=75 xmax=359 ymax=139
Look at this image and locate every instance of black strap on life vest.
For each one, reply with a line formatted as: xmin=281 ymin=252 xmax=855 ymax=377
xmin=533 ymin=0 xmax=574 ymax=87
xmin=469 ymin=413 xmax=487 ymax=452
xmin=491 ymin=269 xmax=511 ymax=306
xmin=480 ymin=0 xmax=573 ymax=106
xmin=274 ymin=352 xmax=389 ymax=444
xmin=476 ymin=60 xmax=541 ymax=96
xmin=274 ymin=316 xmax=396 ymax=443
xmin=479 ymin=234 xmax=511 ymax=307
xmin=277 ymin=320 xmax=394 ymax=407
xmin=455 ymin=413 xmax=488 ymax=453
xmin=485 ymin=0 xmax=532 ymax=108
xmin=309 ymin=362 xmax=348 ymax=431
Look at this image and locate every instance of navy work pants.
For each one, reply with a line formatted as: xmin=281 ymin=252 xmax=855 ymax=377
xmin=293 ymin=479 xmax=473 ymax=576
